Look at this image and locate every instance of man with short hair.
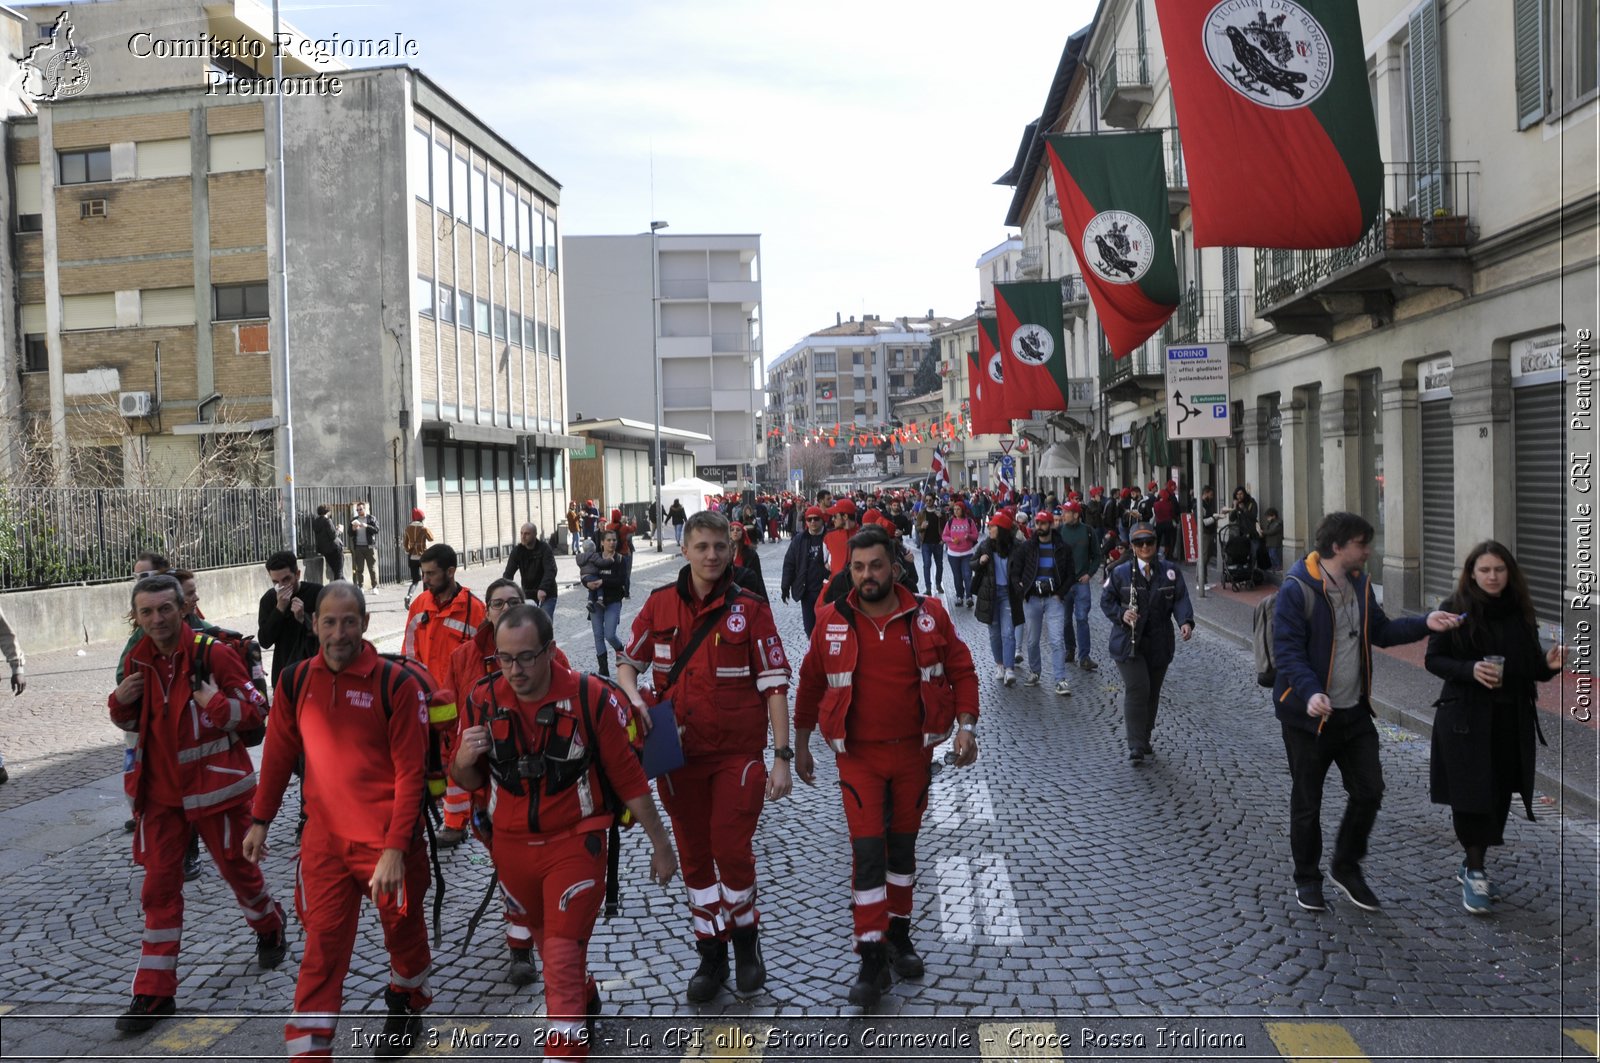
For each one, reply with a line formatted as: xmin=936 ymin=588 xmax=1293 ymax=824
xmin=245 ymin=582 xmax=434 ymax=1060
xmin=455 ymin=605 xmax=677 ymax=1059
xmin=616 ymin=510 xmax=792 ymax=1004
xmin=109 ymin=575 xmax=285 ymax=1033
xmin=349 ymin=500 xmax=381 ymax=592
xmin=1273 ymin=512 xmax=1461 ymax=913
xmin=819 ymin=499 xmax=859 ymax=593
xmin=1055 ymin=502 xmax=1102 ymax=671
xmin=781 ymin=506 xmax=830 ymax=636
xmin=403 ymin=543 xmax=485 ymax=846
xmin=794 ymin=530 xmax=979 ymax=1007
xmin=311 ymin=505 xmax=344 ymax=582
xmin=504 ymin=522 xmax=559 ymax=620
xmin=257 ymin=552 xmax=322 ymax=691
xmin=1010 ymin=512 xmax=1074 ymax=696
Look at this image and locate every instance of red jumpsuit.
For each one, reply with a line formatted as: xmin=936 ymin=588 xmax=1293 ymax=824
xmin=461 ymin=665 xmax=651 ymax=1060
xmin=794 ymin=586 xmax=979 ymax=944
xmin=404 ymin=584 xmax=485 ymax=831
xmin=619 ymin=568 xmax=788 ymax=940
xmin=109 ymin=627 xmax=285 ymax=1000
xmin=253 ymin=641 xmax=432 ymax=1060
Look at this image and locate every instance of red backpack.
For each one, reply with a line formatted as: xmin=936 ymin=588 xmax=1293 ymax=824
xmin=190 ymin=628 xmax=269 ymax=747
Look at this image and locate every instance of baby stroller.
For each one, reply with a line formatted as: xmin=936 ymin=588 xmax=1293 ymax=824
xmin=1218 ymin=524 xmax=1257 ymax=591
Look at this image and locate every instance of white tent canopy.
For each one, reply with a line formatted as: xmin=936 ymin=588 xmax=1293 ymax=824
xmin=660 ymin=476 xmax=725 ymax=517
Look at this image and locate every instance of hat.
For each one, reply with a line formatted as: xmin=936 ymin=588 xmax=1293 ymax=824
xmin=411 ymin=507 xmax=425 ymax=521
xmin=803 ymin=506 xmax=825 ymax=520
xmin=1061 ymin=501 xmax=1082 ymax=515
xmin=861 ymin=508 xmax=883 ymax=525
xmin=988 ymin=512 xmax=1014 ymax=531
xmin=730 ymin=521 xmax=745 ymax=535
xmin=1089 ymin=485 xmax=1104 ymax=497
xmin=827 ymin=498 xmax=858 ymax=517
xmin=1166 ymin=480 xmax=1177 ymax=491
xmin=1033 ymin=511 xmax=1053 ymax=525
xmin=1129 ymin=521 xmax=1158 ymax=542
xmin=1146 ymin=481 xmax=1157 ymax=491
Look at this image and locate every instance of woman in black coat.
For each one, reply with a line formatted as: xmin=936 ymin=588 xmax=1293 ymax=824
xmin=730 ymin=521 xmax=770 ymax=601
xmin=1424 ymin=540 xmax=1566 ymax=915
xmin=971 ymin=513 xmax=1024 ymax=687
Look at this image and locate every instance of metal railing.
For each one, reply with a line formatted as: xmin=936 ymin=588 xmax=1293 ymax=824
xmin=1018 ymin=246 xmax=1044 ymax=276
xmin=1164 ymin=126 xmax=1187 ymax=191
xmin=1163 ymin=288 xmax=1253 ymax=345
xmin=1254 ymin=160 xmax=1479 ymax=310
xmin=1061 ymin=273 xmax=1089 ymax=304
xmin=1045 ymin=194 xmax=1062 ymax=230
xmin=0 ymin=484 xmax=418 ymax=592
xmin=1098 ymin=48 xmax=1151 ymax=103
xmin=1098 ymin=331 xmax=1166 ymax=391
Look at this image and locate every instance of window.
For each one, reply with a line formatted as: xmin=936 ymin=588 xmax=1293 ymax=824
xmin=815 ymin=352 xmax=836 ymax=371
xmin=411 ymin=126 xmax=431 ymax=202
xmin=482 ymin=447 xmax=497 ymax=491
xmin=451 ymin=152 xmax=469 ymax=223
xmin=1516 ymin=0 xmax=1599 ymax=125
xmin=488 ymin=179 xmax=502 ymax=243
xmin=444 ymin=444 xmax=461 ymax=492
xmin=470 ymin=167 xmax=487 ymax=233
xmin=434 ymin=138 xmax=451 ymax=210
xmin=437 ymin=287 xmax=455 ymax=324
xmin=416 ymin=275 xmax=434 ymax=317
xmin=23 ymin=334 xmax=46 ymax=373
xmin=208 ymin=132 xmax=265 ymax=173
xmin=214 ymin=282 xmax=268 ymax=321
xmin=817 ymin=402 xmax=838 ymax=422
xmin=474 ymin=297 xmax=490 ymax=334
xmin=523 ymin=316 xmax=537 ymax=348
xmin=462 ymin=447 xmax=479 ymax=492
xmin=424 ymin=444 xmax=441 ymax=493
xmin=550 ymin=326 xmax=561 ymax=358
xmin=492 ymin=304 xmax=507 ymax=339
xmin=533 ymin=208 xmax=546 ymax=266
xmin=17 ymin=214 xmax=41 ymax=232
xmin=546 ymin=214 xmax=558 ymax=271
xmin=508 ymin=194 xmax=522 ymax=252
xmin=59 ymin=148 xmax=110 ymax=185
xmin=509 ymin=312 xmax=522 ymax=346
xmin=537 ymin=322 xmax=549 ymax=353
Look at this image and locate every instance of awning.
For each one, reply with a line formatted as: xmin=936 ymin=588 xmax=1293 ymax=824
xmin=421 ymin=420 xmax=583 ymax=449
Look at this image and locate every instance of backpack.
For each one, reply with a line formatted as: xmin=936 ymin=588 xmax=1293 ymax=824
xmin=189 ymin=630 xmax=268 ymax=747
xmin=1253 ymin=575 xmax=1314 ymax=687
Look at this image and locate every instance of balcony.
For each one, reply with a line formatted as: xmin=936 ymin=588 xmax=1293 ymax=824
xmin=1045 ymin=194 xmax=1062 ymax=232
xmin=1254 ymin=161 xmax=1478 ymax=340
xmin=1061 ymin=273 xmax=1090 ymax=319
xmin=707 ymin=279 xmax=760 ymax=305
xmin=1018 ymin=245 xmax=1044 ymax=278
xmin=1163 ymin=287 xmax=1253 ymax=347
xmin=1164 ymin=126 xmax=1188 ymax=221
xmin=1098 ymin=331 xmax=1166 ymax=404
xmin=659 ymin=278 xmax=709 ymax=299
xmin=663 ymin=386 xmax=712 ymax=409
xmin=1098 ymin=49 xmax=1153 ymax=129
xmin=711 ymin=331 xmax=754 ymax=353
xmin=1065 ymin=378 xmax=1094 ymax=414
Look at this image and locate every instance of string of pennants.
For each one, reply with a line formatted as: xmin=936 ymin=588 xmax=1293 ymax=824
xmin=764 ymin=414 xmax=1030 ymax=451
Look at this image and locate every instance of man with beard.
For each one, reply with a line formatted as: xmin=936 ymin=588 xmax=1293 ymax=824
xmin=780 ymin=506 xmax=830 ymax=636
xmin=792 ymin=525 xmax=979 ymax=1007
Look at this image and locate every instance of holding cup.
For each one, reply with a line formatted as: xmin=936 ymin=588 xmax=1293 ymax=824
xmin=1481 ymin=655 xmax=1505 ymax=689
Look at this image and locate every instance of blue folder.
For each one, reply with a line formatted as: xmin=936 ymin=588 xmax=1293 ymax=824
xmin=643 ymin=700 xmax=685 ymax=779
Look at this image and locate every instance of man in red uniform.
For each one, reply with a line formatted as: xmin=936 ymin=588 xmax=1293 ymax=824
xmin=403 ymin=542 xmax=485 ymax=846
xmin=245 ymin=583 xmax=433 ymax=1061
xmin=454 ymin=605 xmax=676 ymax=1060
xmin=108 ymin=574 xmax=286 ymax=1033
xmin=615 ymin=510 xmax=792 ymax=1003
xmin=819 ymin=498 xmax=858 ymax=586
xmin=794 ymin=526 xmax=980 ymax=1008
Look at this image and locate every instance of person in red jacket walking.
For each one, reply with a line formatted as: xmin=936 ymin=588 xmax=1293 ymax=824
xmin=615 ymin=510 xmax=792 ymax=1003
xmin=245 ymin=583 xmax=434 ymax=1061
xmin=793 ymin=526 xmax=980 ymax=1008
xmin=108 ymin=574 xmax=286 ymax=1034
xmin=403 ymin=543 xmax=485 ymax=846
xmin=454 ymin=605 xmax=677 ymax=1060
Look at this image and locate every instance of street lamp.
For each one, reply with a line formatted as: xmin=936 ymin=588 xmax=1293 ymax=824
xmin=651 ymin=220 xmax=668 ymax=551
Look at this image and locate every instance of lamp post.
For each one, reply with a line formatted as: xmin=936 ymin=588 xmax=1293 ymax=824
xmin=651 ymin=220 xmax=668 ymax=551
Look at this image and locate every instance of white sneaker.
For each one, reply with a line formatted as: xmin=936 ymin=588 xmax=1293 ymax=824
xmin=1022 ymin=671 xmax=1041 ymax=687
xmin=994 ymin=663 xmax=1007 ymax=680
xmin=1054 ymin=679 xmax=1073 ymax=696
xmin=1003 ymin=669 xmax=1016 ymax=687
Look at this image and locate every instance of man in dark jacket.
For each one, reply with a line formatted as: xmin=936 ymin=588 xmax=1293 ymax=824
xmin=782 ymin=506 xmax=831 ymax=636
xmin=503 ymin=522 xmax=559 ymax=619
xmin=1272 ymin=511 xmax=1460 ymax=913
xmin=257 ymin=550 xmax=322 ymax=689
xmin=1009 ymin=512 xmax=1073 ymax=696
xmin=1099 ymin=523 xmax=1193 ymax=763
xmin=310 ymin=505 xmax=343 ymax=581
xmin=1054 ymin=502 xmax=1102 ymax=671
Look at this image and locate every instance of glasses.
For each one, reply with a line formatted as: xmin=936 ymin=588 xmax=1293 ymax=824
xmin=805 ymin=517 xmax=823 ymax=523
xmin=486 ymin=597 xmax=522 ymax=610
xmin=494 ymin=644 xmax=553 ymax=670
xmin=1131 ymin=538 xmax=1158 ymax=547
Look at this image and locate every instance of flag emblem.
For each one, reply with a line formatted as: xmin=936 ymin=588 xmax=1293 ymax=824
xmin=1203 ymin=1 xmax=1333 ymax=110
xmin=1083 ymin=210 xmax=1156 ymax=285
xmin=987 ymin=351 xmax=1005 ymax=385
xmin=1009 ymin=324 xmax=1054 ymax=366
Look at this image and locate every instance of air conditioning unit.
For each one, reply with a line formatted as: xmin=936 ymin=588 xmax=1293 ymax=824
xmin=119 ymin=391 xmax=152 ymax=417
xmin=80 ymin=199 xmax=108 ymax=219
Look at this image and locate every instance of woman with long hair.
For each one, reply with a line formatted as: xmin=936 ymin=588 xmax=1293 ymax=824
xmin=583 ymin=530 xmax=628 ymax=676
xmin=1424 ymin=540 xmax=1566 ymax=915
xmin=730 ymin=522 xmax=769 ymax=600
xmin=942 ymin=499 xmax=981 ymax=607
xmin=971 ymin=513 xmax=1022 ymax=687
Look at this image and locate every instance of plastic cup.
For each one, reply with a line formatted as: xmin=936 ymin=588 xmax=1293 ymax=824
xmin=1483 ymin=655 xmax=1505 ymax=686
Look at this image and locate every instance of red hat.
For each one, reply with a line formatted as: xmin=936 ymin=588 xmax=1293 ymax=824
xmin=988 ymin=512 xmax=1014 ymax=530
xmin=730 ymin=521 xmax=744 ymax=534
xmin=1147 ymin=481 xmax=1157 ymax=491
xmin=1090 ymin=486 xmax=1104 ymax=497
xmin=1033 ymin=511 xmax=1053 ymax=525
xmin=861 ymin=508 xmax=883 ymax=525
xmin=827 ymin=498 xmax=858 ymax=517
xmin=411 ymin=507 xmax=425 ymax=521
xmin=803 ymin=506 xmax=824 ymax=520
xmin=1166 ymin=480 xmax=1177 ymax=491
xmin=1061 ymin=501 xmax=1082 ymax=515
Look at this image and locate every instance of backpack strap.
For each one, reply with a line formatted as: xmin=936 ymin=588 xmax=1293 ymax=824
xmin=659 ymin=586 xmax=738 ymax=696
xmin=577 ymin=675 xmax=625 ymax=920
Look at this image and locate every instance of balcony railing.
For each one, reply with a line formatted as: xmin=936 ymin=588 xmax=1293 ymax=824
xmin=1163 ymin=288 xmax=1252 ymax=346
xmin=1045 ymin=194 xmax=1062 ymax=231
xmin=711 ymin=331 xmax=753 ymax=353
xmin=1098 ymin=49 xmax=1153 ymax=128
xmin=1018 ymin=246 xmax=1044 ymax=277
xmin=1098 ymin=331 xmax=1166 ymax=400
xmin=1254 ymin=160 xmax=1479 ymax=317
xmin=659 ymin=278 xmax=709 ymax=299
xmin=1062 ymin=273 xmax=1090 ymax=319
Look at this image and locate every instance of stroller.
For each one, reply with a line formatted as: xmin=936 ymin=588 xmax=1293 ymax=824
xmin=1218 ymin=523 xmax=1257 ymax=591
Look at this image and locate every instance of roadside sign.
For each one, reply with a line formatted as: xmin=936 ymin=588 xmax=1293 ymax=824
xmin=1165 ymin=344 xmax=1231 ymax=439
xmin=999 ymin=437 xmax=1014 ymax=454
xmin=788 ymin=469 xmax=804 ymax=487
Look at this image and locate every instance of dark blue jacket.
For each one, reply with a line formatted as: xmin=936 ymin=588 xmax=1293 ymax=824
xmin=1098 ymin=558 xmax=1194 ymax=665
xmin=1272 ymin=552 xmax=1431 ymax=733
xmin=781 ymin=528 xmax=828 ymax=600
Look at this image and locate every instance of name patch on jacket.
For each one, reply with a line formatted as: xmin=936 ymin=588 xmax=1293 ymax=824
xmin=346 ymin=690 xmax=374 ymax=709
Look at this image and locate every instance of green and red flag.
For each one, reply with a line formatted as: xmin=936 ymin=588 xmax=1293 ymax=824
xmin=994 ymin=281 xmax=1071 ymax=415
xmin=1043 ymin=131 xmax=1179 ymax=359
xmin=1153 ymin=0 xmax=1381 ymax=248
xmin=970 ymin=317 xmax=1012 ymax=434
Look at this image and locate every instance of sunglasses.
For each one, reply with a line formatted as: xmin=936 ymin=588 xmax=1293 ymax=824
xmin=1132 ymin=538 xmax=1158 ymax=547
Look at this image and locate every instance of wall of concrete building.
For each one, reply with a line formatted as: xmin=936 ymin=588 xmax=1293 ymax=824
xmin=563 ymin=235 xmax=655 ymax=424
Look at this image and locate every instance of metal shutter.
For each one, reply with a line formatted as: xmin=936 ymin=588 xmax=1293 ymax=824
xmin=1420 ymin=398 xmax=1455 ymax=608
xmin=1514 ymin=383 xmax=1564 ymax=620
xmin=1513 ymin=0 xmax=1548 ymax=129
xmin=1408 ymin=0 xmax=1445 ymax=216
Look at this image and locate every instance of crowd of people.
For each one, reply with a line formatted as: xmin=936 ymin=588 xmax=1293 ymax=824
xmin=0 ymin=475 xmax=1564 ymax=1060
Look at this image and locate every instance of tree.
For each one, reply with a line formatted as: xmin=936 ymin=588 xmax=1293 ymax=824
xmin=914 ymin=345 xmax=941 ymax=397
xmin=790 ymin=440 xmax=840 ymax=494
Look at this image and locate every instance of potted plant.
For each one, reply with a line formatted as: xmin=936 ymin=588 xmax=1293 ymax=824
xmin=1425 ymin=206 xmax=1469 ymax=246
xmin=1384 ymin=207 xmax=1426 ymax=249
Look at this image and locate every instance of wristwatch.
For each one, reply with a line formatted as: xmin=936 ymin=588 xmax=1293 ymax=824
xmin=773 ymin=746 xmax=795 ymax=761
xmin=958 ymin=723 xmax=977 ymax=735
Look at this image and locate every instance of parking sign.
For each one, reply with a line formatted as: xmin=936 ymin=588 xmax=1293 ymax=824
xmin=1165 ymin=344 xmax=1231 ymax=439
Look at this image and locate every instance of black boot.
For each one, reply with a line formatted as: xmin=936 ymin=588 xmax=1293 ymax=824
xmin=375 ymin=987 xmax=422 ymax=1060
xmin=730 ymin=925 xmax=766 ymax=995
xmin=507 ymin=947 xmax=537 ymax=987
xmin=596 ymin=655 xmax=610 ymax=677
xmin=885 ymin=917 xmax=924 ymax=979
xmin=685 ymin=937 xmax=728 ymax=1003
xmin=847 ymin=941 xmax=891 ymax=1008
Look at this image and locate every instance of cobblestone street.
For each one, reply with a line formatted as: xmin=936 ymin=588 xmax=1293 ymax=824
xmin=0 ymin=541 xmax=1593 ymax=1061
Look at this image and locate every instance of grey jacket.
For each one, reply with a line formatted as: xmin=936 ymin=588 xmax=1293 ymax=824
xmin=0 ymin=607 xmax=24 ymax=673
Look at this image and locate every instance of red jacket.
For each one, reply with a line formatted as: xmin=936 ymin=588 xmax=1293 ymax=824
xmin=403 ymin=583 xmax=485 ymax=733
xmin=795 ymin=585 xmax=979 ymax=753
xmin=620 ymin=567 xmax=789 ymax=757
xmin=110 ymin=625 xmax=266 ymax=818
xmin=253 ymin=641 xmax=430 ymax=852
xmin=460 ymin=663 xmax=649 ymax=840
xmin=447 ymin=623 xmax=572 ymax=763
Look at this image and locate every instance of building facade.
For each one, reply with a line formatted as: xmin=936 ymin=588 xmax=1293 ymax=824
xmin=562 ymin=232 xmax=763 ymax=480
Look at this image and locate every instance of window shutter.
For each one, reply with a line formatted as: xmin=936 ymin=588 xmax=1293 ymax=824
xmin=1407 ymin=0 xmax=1445 ymax=215
xmin=1222 ymin=247 xmax=1240 ymax=340
xmin=1513 ymin=0 xmax=1548 ymax=129
xmin=1136 ymin=0 xmax=1148 ymax=81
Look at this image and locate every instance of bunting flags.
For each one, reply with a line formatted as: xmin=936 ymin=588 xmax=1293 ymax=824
xmin=968 ymin=341 xmax=1009 ymax=436
xmin=930 ymin=445 xmax=950 ymax=491
xmin=994 ymin=281 xmax=1072 ymax=414
xmin=1153 ymin=0 xmax=1382 ymax=248
xmin=974 ymin=316 xmax=1021 ymax=426
xmin=1044 ymin=132 xmax=1180 ymax=359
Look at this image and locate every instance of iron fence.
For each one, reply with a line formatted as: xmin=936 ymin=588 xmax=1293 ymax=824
xmin=0 ymin=483 xmax=417 ymax=592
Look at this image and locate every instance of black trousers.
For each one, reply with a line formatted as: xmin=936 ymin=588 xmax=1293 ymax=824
xmin=321 ymin=550 xmax=344 ymax=582
xmin=1115 ymin=656 xmax=1169 ymax=752
xmin=1281 ymin=708 xmax=1385 ymax=886
xmin=800 ymin=593 xmax=818 ymax=638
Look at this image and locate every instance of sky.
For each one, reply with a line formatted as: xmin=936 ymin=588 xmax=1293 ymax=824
xmin=281 ymin=0 xmax=1098 ymax=368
